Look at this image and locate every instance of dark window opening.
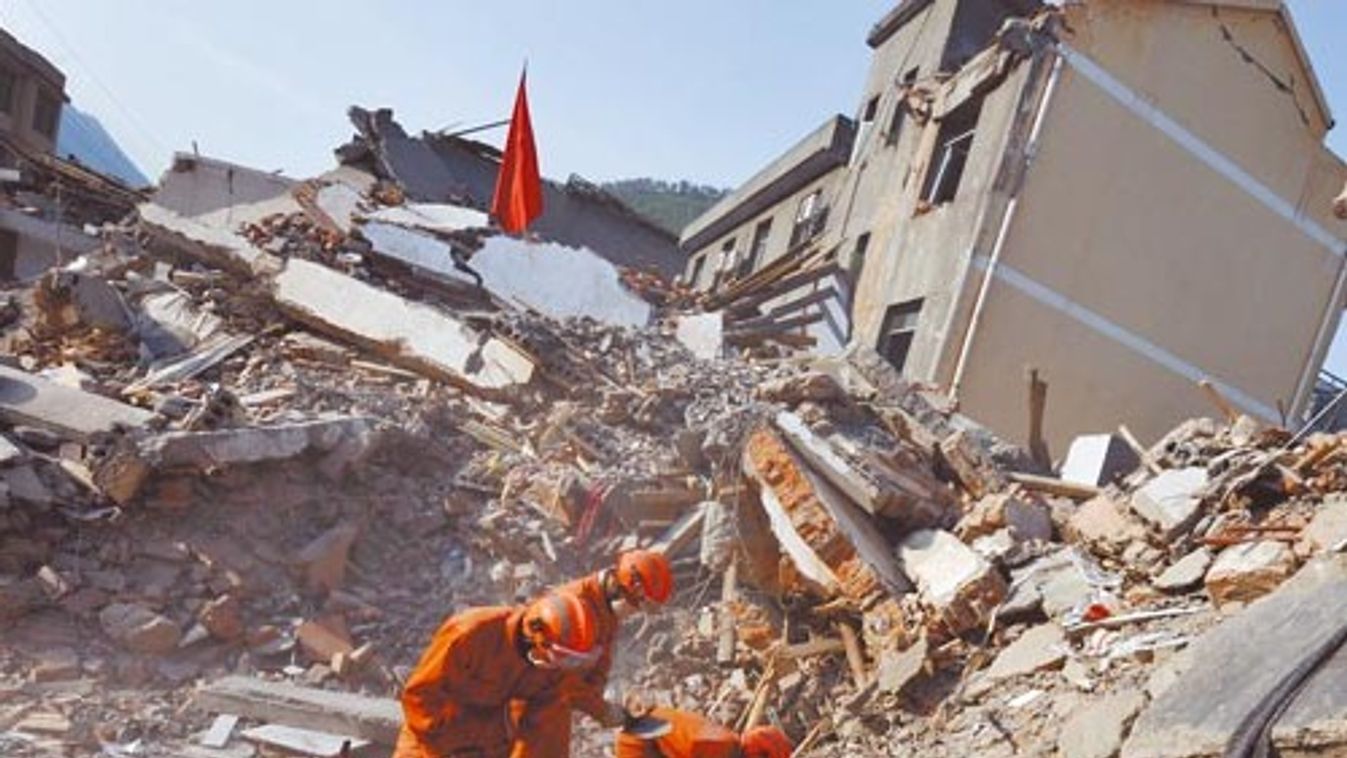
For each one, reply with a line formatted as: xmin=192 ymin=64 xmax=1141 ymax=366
xmin=688 ymin=254 xmax=707 ymax=288
xmin=920 ymin=95 xmax=984 ymax=205
xmin=852 ymin=232 xmax=872 ymax=276
xmin=0 ymin=229 xmax=17 ymax=281
xmin=878 ymin=298 xmax=923 ymax=374
xmin=33 ymin=90 xmax=60 ymax=139
xmin=740 ymin=218 xmax=772 ymax=278
xmin=862 ymin=95 xmax=880 ymax=123
xmin=886 ymin=67 xmax=920 ymax=147
xmin=0 ymin=68 xmax=15 ymax=115
xmin=790 ymin=189 xmax=828 ymax=248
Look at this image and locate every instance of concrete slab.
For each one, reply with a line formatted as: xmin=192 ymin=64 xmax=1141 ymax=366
xmin=983 ymin=623 xmax=1067 ymax=681
xmin=1204 ymin=540 xmax=1297 ymax=608
xmin=472 ymin=236 xmax=653 ymax=328
xmin=139 ymin=203 xmax=278 ymax=276
xmin=1153 ymin=548 xmax=1213 ymax=593
xmin=272 ymin=258 xmax=533 ymax=391
xmin=0 ymin=364 xmax=154 ymax=440
xmin=1131 ymin=468 xmax=1208 ymax=540
xmin=1058 ymin=689 xmax=1147 ymax=758
xmin=240 ymin=724 xmax=369 ymax=756
xmin=359 ymin=222 xmax=477 ymax=289
xmin=898 ymin=529 xmax=1006 ymax=635
xmin=1301 ymin=496 xmax=1347 ymax=553
xmin=1061 ymin=434 xmax=1140 ymax=487
xmin=675 ymin=312 xmax=724 ymax=360
xmin=1122 ymin=555 xmax=1347 ymax=758
xmin=363 ymin=203 xmax=487 ymax=233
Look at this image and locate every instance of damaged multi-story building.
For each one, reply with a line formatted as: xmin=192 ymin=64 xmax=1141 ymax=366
xmin=682 ymin=0 xmax=1347 ymax=451
xmin=0 ymin=29 xmax=141 ymax=281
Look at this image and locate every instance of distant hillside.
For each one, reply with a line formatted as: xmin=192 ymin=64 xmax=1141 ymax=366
xmin=57 ymin=105 xmax=151 ymax=187
xmin=602 ymin=178 xmax=727 ymax=236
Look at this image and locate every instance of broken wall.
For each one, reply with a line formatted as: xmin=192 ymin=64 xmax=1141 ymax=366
xmin=954 ymin=14 xmax=1347 ymax=450
xmin=849 ymin=47 xmax=1039 ymax=382
xmin=151 ymin=153 xmax=302 ymax=230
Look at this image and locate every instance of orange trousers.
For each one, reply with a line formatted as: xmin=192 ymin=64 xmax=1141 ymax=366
xmin=390 ymin=697 xmax=572 ymax=758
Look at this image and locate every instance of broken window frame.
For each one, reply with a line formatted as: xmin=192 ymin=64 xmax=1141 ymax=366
xmin=790 ymin=189 xmax=828 ymax=248
xmin=885 ymin=67 xmax=920 ymax=147
xmin=740 ymin=218 xmax=772 ymax=279
xmin=32 ymin=88 xmax=59 ymax=139
xmin=919 ymin=94 xmax=984 ymax=206
xmin=877 ymin=298 xmax=923 ymax=374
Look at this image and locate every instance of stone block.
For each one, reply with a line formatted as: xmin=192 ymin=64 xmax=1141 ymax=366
xmin=1205 ymin=540 xmax=1297 ymax=608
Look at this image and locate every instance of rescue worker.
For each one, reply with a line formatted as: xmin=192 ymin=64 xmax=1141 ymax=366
xmin=613 ymin=707 xmax=793 ymax=758
xmin=555 ymin=549 xmax=675 ymax=730
xmin=393 ymin=588 xmax=602 ymax=758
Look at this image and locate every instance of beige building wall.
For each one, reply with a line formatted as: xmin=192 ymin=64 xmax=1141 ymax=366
xmin=952 ymin=3 xmax=1347 ymax=451
xmin=850 ymin=50 xmax=1043 ymax=382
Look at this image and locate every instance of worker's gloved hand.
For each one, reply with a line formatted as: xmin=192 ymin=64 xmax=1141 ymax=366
xmin=597 ymin=700 xmax=628 ymax=728
xmin=623 ymin=692 xmax=651 ymax=719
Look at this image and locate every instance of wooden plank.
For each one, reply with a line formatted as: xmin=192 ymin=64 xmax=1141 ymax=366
xmin=194 ymin=675 xmax=401 ymax=745
xmin=717 ymin=560 xmax=738 ymax=666
xmin=652 ymin=503 xmax=708 ymax=557
xmin=725 ymin=309 xmax=826 ymax=335
xmin=0 ymin=364 xmax=155 ymax=440
xmin=725 ymin=264 xmax=840 ymax=317
xmin=762 ymin=286 xmax=838 ymax=320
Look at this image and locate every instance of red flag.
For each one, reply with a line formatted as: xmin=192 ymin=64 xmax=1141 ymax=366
xmin=491 ymin=69 xmax=543 ymax=234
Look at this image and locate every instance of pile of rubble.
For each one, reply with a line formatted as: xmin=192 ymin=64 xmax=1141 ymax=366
xmin=3 ymin=138 xmax=1347 ymax=758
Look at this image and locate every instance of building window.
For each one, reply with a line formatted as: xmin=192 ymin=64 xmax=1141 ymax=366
xmin=877 ymin=298 xmax=923 ymax=373
xmin=886 ymin=67 xmax=919 ymax=147
xmin=740 ymin=218 xmax=772 ymax=278
xmin=920 ymin=95 xmax=984 ymax=206
xmin=790 ymin=189 xmax=828 ymax=248
xmin=851 ymin=232 xmax=872 ymax=275
xmin=0 ymin=68 xmax=15 ymax=115
xmin=863 ymin=95 xmax=880 ymax=123
xmin=688 ymin=253 xmax=707 ymax=289
xmin=33 ymin=90 xmax=60 ymax=139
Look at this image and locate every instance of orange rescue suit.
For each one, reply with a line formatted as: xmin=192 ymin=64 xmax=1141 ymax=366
xmin=554 ymin=573 xmax=620 ymax=722
xmin=613 ymin=708 xmax=742 ymax=758
xmin=393 ymin=606 xmax=574 ymax=758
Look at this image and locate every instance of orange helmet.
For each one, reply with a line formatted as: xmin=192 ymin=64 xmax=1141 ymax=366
xmin=615 ymin=549 xmax=674 ymax=605
xmin=740 ymin=726 xmax=792 ymax=758
xmin=522 ymin=590 xmax=600 ymax=670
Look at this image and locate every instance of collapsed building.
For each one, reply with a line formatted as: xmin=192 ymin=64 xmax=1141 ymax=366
xmin=4 ymin=7 xmax=1347 ymax=758
xmin=680 ymin=0 xmax=1347 ymax=454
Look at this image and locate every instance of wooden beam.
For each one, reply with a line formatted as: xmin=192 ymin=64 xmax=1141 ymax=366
xmin=725 ymin=265 xmax=840 ymax=317
xmin=725 ymin=310 xmax=826 ymax=336
xmin=193 ymin=676 xmax=401 ymax=746
xmin=1026 ymin=367 xmax=1051 ymax=470
xmin=1007 ymin=471 xmax=1100 ymax=500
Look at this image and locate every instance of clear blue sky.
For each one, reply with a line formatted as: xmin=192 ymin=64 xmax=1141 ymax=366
xmin=4 ymin=0 xmax=1347 ymax=376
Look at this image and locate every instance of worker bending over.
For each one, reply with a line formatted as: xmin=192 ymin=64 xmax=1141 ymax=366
xmin=614 ymin=707 xmax=793 ymax=758
xmin=394 ymin=589 xmax=601 ymax=758
xmin=557 ymin=549 xmax=675 ymax=729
